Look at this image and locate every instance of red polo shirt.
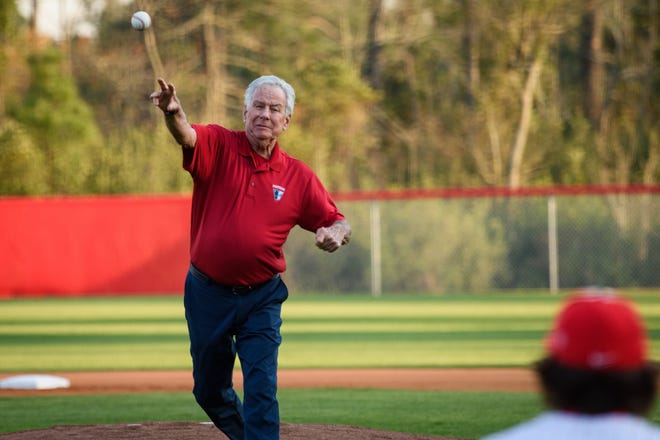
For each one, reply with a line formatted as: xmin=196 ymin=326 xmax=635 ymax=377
xmin=183 ymin=124 xmax=345 ymax=286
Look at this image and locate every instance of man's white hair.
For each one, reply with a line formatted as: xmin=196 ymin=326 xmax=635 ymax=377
xmin=244 ymin=75 xmax=296 ymax=117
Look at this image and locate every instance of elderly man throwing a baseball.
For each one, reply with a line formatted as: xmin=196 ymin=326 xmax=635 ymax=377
xmin=150 ymin=75 xmax=351 ymax=440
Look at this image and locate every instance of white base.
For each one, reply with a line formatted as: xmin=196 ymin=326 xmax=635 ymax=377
xmin=0 ymin=374 xmax=71 ymax=390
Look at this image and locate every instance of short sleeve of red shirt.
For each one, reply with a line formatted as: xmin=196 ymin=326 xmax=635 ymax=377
xmin=183 ymin=124 xmax=228 ymax=181
xmin=297 ymin=170 xmax=345 ymax=232
xmin=181 ymin=123 xmax=345 ymax=285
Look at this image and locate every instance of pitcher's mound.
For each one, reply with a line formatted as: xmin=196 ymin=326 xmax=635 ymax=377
xmin=0 ymin=422 xmax=465 ymax=439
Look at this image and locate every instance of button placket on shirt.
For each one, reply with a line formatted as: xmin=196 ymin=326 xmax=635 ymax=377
xmin=246 ymin=165 xmax=269 ymax=197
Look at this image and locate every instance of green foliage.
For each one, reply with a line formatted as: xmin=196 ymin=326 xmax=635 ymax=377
xmin=284 ymin=197 xmax=510 ymax=293
xmin=555 ymin=195 xmax=660 ymax=286
xmin=496 ymin=194 xmax=660 ymax=288
xmin=289 ymin=59 xmax=380 ymax=190
xmin=1 ymin=1 xmax=659 ymax=194
xmin=0 ymin=120 xmax=49 ymax=195
xmin=86 ymin=127 xmax=192 ymax=194
xmin=284 ymin=202 xmax=372 ymax=292
xmin=0 ymin=0 xmax=19 ymax=42
xmin=6 ymin=48 xmax=103 ymax=195
xmin=380 ymin=199 xmax=507 ymax=292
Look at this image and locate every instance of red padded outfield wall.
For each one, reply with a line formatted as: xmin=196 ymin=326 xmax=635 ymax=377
xmin=0 ymin=195 xmax=191 ymax=298
xmin=3 ymin=185 xmax=658 ymax=297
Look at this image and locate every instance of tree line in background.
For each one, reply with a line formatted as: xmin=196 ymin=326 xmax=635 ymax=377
xmin=0 ymin=0 xmax=658 ymax=196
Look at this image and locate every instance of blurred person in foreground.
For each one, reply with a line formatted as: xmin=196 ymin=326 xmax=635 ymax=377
xmin=483 ymin=289 xmax=660 ymax=440
xmin=149 ymin=75 xmax=351 ymax=440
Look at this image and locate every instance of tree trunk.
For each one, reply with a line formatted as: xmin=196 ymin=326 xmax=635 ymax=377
xmin=361 ymin=0 xmax=383 ymax=88
xmin=581 ymin=0 xmax=604 ymax=127
xmin=508 ymin=56 xmax=543 ymax=188
xmin=201 ymin=3 xmax=226 ymax=123
xmin=30 ymin=0 xmax=37 ymax=34
xmin=462 ymin=0 xmax=479 ymax=104
xmin=143 ymin=28 xmax=165 ymax=78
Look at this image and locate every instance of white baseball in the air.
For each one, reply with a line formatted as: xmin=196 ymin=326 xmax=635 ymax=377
xmin=131 ymin=11 xmax=151 ymax=31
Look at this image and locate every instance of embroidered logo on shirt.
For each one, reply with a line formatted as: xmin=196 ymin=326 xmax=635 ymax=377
xmin=273 ymin=185 xmax=286 ymax=201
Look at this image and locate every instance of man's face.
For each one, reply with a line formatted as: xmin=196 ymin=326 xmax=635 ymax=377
xmin=244 ymin=85 xmax=291 ymax=148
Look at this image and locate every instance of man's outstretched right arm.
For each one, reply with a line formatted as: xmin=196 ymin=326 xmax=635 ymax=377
xmin=150 ymin=77 xmax=197 ymax=149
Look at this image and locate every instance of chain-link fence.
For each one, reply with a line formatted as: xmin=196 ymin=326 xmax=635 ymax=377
xmin=283 ymin=188 xmax=660 ymax=294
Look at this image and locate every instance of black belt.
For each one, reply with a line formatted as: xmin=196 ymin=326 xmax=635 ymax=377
xmin=189 ymin=263 xmax=278 ymax=295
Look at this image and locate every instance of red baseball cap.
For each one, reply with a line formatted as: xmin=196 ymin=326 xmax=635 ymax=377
xmin=546 ymin=288 xmax=649 ymax=371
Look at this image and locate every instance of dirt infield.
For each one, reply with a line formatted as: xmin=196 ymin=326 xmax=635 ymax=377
xmin=0 ymin=368 xmax=537 ymax=397
xmin=0 ymin=368 xmax=537 ymax=439
xmin=0 ymin=422 xmax=467 ymax=440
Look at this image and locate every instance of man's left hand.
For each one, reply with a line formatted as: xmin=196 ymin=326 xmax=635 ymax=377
xmin=315 ymin=220 xmax=351 ymax=253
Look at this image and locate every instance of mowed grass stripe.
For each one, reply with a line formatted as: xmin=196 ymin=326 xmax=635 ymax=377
xmin=0 ymin=323 xmax=187 ymax=335
xmin=2 ymin=342 xmax=191 ymax=370
xmin=281 ymin=340 xmax=543 ymax=368
xmin=0 ymin=297 xmax=184 ymax=321
xmin=283 ymin=302 xmax=562 ymax=319
xmin=2 ymin=389 xmax=660 ymax=437
xmin=1 ymin=293 xmax=659 ymax=371
xmin=2 ymin=315 xmax=552 ymax=338
xmin=0 ymin=390 xmax=542 ymax=437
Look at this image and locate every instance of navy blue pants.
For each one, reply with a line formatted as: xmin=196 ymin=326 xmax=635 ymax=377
xmin=184 ymin=266 xmax=288 ymax=440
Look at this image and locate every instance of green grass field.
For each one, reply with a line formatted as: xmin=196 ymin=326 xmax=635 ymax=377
xmin=2 ymin=291 xmax=660 ymax=437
